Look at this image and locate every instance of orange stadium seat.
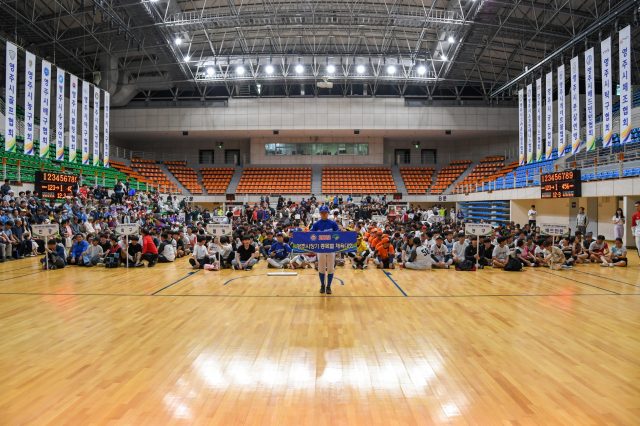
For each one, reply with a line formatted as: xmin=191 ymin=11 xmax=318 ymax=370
xmin=400 ymin=167 xmax=435 ymax=194
xmin=200 ymin=168 xmax=235 ymax=194
xmin=236 ymin=167 xmax=312 ymax=194
xmin=321 ymin=167 xmax=396 ymax=194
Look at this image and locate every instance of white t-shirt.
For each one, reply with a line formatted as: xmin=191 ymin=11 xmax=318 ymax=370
xmin=528 ymin=209 xmax=537 ymax=220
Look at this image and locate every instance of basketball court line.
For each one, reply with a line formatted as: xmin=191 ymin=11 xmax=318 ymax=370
xmin=0 ymin=270 xmax=43 ymax=282
xmin=570 ymin=269 xmax=640 ymax=288
xmin=0 ymin=264 xmax=39 ymax=272
xmin=151 ymin=270 xmax=201 ymax=295
xmin=223 ymin=273 xmax=345 ymax=286
xmin=381 ymin=270 xmax=408 ymax=296
xmin=534 ymin=269 xmax=621 ymax=294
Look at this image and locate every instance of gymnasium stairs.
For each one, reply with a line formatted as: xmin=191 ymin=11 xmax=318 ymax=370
xmin=390 ymin=166 xmax=407 ymax=194
xmin=443 ymin=163 xmax=477 ymax=195
xmin=311 ymin=165 xmax=323 ymax=195
xmin=156 ymin=162 xmax=189 ymax=194
xmin=226 ymin=166 xmax=244 ymax=194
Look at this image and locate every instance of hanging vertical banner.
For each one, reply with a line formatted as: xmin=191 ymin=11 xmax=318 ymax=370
xmin=570 ymin=56 xmax=580 ymax=154
xmin=82 ymin=81 xmax=90 ymax=164
xmin=536 ymin=78 xmax=542 ymax=162
xmin=55 ymin=68 xmax=65 ymax=161
xmin=526 ymin=84 xmax=533 ymax=163
xmin=93 ymin=86 xmax=100 ymax=166
xmin=558 ymin=65 xmax=566 ymax=157
xmin=24 ymin=51 xmax=36 ymax=155
xmin=69 ymin=75 xmax=78 ymax=163
xmin=519 ymin=89 xmax=525 ymax=165
xmin=619 ymin=25 xmax=631 ymax=144
xmin=585 ymin=48 xmax=595 ymax=151
xmin=601 ymin=37 xmax=612 ymax=148
xmin=545 ymin=72 xmax=553 ymax=159
xmin=39 ymin=61 xmax=51 ymax=158
xmin=103 ymin=91 xmax=110 ymax=167
xmin=4 ymin=41 xmax=17 ymax=152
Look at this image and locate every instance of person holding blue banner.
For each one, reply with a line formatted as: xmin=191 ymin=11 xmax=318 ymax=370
xmin=310 ymin=205 xmax=341 ymax=294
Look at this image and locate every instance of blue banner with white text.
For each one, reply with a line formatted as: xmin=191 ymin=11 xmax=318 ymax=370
xmin=292 ymin=231 xmax=358 ymax=254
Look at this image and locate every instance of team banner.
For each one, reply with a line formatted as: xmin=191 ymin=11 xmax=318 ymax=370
xmin=103 ymin=91 xmax=110 ymax=167
xmin=519 ymin=89 xmax=525 ymax=165
xmin=55 ymin=68 xmax=65 ymax=161
xmin=115 ymin=224 xmax=139 ymax=235
xmin=291 ymin=231 xmax=357 ymax=254
xmin=619 ymin=25 xmax=631 ymax=144
xmin=526 ymin=84 xmax=533 ymax=164
xmin=557 ymin=65 xmax=566 ymax=157
xmin=69 ymin=75 xmax=78 ymax=163
xmin=39 ymin=60 xmax=51 ymax=158
xmin=536 ymin=78 xmax=542 ymax=162
xmin=601 ymin=37 xmax=612 ymax=148
xmin=4 ymin=41 xmax=17 ymax=152
xmin=540 ymin=224 xmax=569 ymax=237
xmin=206 ymin=224 xmax=232 ymax=237
xmin=464 ymin=224 xmax=492 ymax=236
xmin=32 ymin=224 xmax=60 ymax=237
xmin=82 ymin=80 xmax=90 ymax=164
xmin=570 ymin=56 xmax=580 ymax=154
xmin=93 ymin=86 xmax=100 ymax=166
xmin=545 ymin=71 xmax=553 ymax=159
xmin=372 ymin=215 xmax=386 ymax=223
xmin=585 ymin=47 xmax=595 ymax=151
xmin=24 ymin=51 xmax=36 ymax=155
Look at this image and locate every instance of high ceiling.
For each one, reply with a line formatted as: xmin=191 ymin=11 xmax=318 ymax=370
xmin=1 ymin=0 xmax=638 ymax=105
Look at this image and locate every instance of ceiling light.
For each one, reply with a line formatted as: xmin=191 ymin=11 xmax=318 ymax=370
xmin=417 ymin=65 xmax=426 ymax=75
xmin=266 ymin=64 xmax=274 ymax=74
xmin=206 ymin=67 xmax=214 ymax=76
xmin=295 ymin=64 xmax=303 ymax=73
xmin=175 ymin=37 xmax=182 ymax=45
xmin=448 ymin=36 xmax=455 ymax=43
xmin=388 ymin=65 xmax=396 ymax=74
xmin=236 ymin=66 xmax=244 ymax=74
xmin=184 ymin=55 xmax=190 ymax=61
xmin=327 ymin=64 xmax=335 ymax=73
xmin=356 ymin=64 xmax=365 ymax=73
xmin=441 ymin=55 xmax=448 ymax=61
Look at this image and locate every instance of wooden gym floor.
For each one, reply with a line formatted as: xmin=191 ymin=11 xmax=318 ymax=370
xmin=1 ymin=254 xmax=639 ymax=426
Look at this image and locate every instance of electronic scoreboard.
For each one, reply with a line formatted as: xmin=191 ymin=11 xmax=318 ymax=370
xmin=540 ymin=170 xmax=581 ymax=198
xmin=35 ymin=171 xmax=79 ymax=199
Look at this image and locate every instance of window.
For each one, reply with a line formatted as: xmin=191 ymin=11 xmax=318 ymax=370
xmin=264 ymin=143 xmax=369 ymax=156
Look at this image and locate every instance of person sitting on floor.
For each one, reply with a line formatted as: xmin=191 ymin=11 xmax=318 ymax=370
xmin=41 ymin=239 xmax=66 ymax=270
xmin=140 ymin=228 xmax=158 ymax=267
xmin=267 ymin=232 xmax=292 ymax=269
xmin=189 ymin=235 xmax=210 ymax=269
xmin=157 ymin=232 xmax=175 ymax=263
xmin=349 ymin=235 xmax=370 ymax=269
xmin=430 ymin=235 xmax=452 ymax=269
xmin=375 ymin=238 xmax=395 ymax=269
xmin=67 ymin=233 xmax=88 ymax=266
xmin=491 ymin=236 xmax=510 ymax=268
xmin=600 ymin=238 xmax=627 ymax=267
xmin=81 ymin=237 xmax=104 ymax=267
xmin=233 ymin=235 xmax=259 ymax=271
xmin=403 ymin=237 xmax=432 ymax=270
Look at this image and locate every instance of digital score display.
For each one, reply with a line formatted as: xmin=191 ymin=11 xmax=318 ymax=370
xmin=35 ymin=171 xmax=79 ymax=200
xmin=540 ymin=170 xmax=581 ymax=198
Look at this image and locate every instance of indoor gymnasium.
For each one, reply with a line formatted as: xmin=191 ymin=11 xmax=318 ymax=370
xmin=1 ymin=0 xmax=640 ymax=425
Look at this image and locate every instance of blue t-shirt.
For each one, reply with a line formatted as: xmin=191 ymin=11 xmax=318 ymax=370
xmin=310 ymin=219 xmax=340 ymax=232
xmin=269 ymin=242 xmax=292 ymax=259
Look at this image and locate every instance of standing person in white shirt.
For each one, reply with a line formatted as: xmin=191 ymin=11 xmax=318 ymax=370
xmin=576 ymin=207 xmax=589 ymax=236
xmin=528 ymin=205 xmax=538 ymax=229
xmin=612 ymin=208 xmax=625 ymax=240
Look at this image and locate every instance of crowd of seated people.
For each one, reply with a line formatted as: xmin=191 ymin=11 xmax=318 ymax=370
xmin=1 ymin=178 xmax=636 ymax=272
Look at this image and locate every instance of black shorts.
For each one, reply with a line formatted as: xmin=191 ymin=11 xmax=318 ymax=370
xmin=611 ymin=256 xmax=627 ymax=266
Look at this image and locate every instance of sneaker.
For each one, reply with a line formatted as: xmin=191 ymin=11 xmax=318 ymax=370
xmin=18 ymin=256 xmax=25 ymax=259
xmin=97 ymin=262 xmax=104 ymax=267
xmin=245 ymin=266 xmax=252 ymax=271
xmin=49 ymin=265 xmax=57 ymax=270
xmin=363 ymin=264 xmax=368 ymax=269
xmin=134 ymin=261 xmax=142 ymax=267
xmin=584 ymin=260 xmax=590 ymax=264
xmin=609 ymin=263 xmax=615 ymax=268
xmin=319 ymin=284 xmax=325 ymax=294
xmin=352 ymin=264 xmax=357 ymax=269
xmin=600 ymin=262 xmax=608 ymax=267
xmin=148 ymin=261 xmax=156 ymax=267
xmin=445 ymin=264 xmax=450 ymax=269
xmin=478 ymin=265 xmax=484 ymax=269
xmin=561 ymin=264 xmax=569 ymax=269
xmin=326 ymin=286 xmax=332 ymax=294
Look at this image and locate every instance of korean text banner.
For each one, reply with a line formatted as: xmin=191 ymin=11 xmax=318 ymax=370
xmin=619 ymin=25 xmax=631 ymax=144
xmin=206 ymin=224 xmax=232 ymax=236
xmin=5 ymin=41 xmax=17 ymax=152
xmin=292 ymin=231 xmax=357 ymax=254
xmin=601 ymin=37 xmax=612 ymax=148
xmin=103 ymin=91 xmax=110 ymax=167
xmin=570 ymin=56 xmax=580 ymax=154
xmin=24 ymin=51 xmax=35 ymax=155
xmin=93 ymin=86 xmax=100 ymax=166
xmin=55 ymin=68 xmax=65 ymax=161
xmin=585 ymin=47 xmax=595 ymax=151
xmin=464 ymin=224 xmax=492 ymax=236
xmin=82 ymin=80 xmax=90 ymax=164
xmin=39 ymin=61 xmax=51 ymax=158
xmin=545 ymin=71 xmax=553 ymax=159
xmin=526 ymin=84 xmax=533 ymax=164
xmin=69 ymin=75 xmax=78 ymax=163
xmin=540 ymin=224 xmax=569 ymax=236
xmin=519 ymin=89 xmax=525 ymax=165
xmin=557 ymin=65 xmax=566 ymax=157
xmin=536 ymin=78 xmax=542 ymax=161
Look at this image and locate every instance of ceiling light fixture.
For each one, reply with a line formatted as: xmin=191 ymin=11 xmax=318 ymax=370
xmin=357 ymin=64 xmax=365 ymax=73
xmin=206 ymin=67 xmax=214 ymax=76
xmin=388 ymin=65 xmax=396 ymax=74
xmin=266 ymin=64 xmax=274 ymax=74
xmin=175 ymin=37 xmax=182 ymax=45
xmin=236 ymin=66 xmax=245 ymax=74
xmin=448 ymin=36 xmax=455 ymax=43
xmin=417 ymin=65 xmax=426 ymax=75
xmin=327 ymin=64 xmax=335 ymax=73
xmin=184 ymin=55 xmax=190 ymax=61
xmin=296 ymin=64 xmax=303 ymax=73
xmin=441 ymin=54 xmax=448 ymax=61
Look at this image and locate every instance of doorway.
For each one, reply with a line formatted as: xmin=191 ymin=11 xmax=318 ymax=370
xmin=394 ymin=149 xmax=411 ymax=165
xmin=225 ymin=149 xmax=240 ymax=165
